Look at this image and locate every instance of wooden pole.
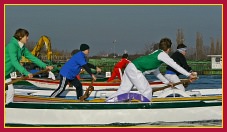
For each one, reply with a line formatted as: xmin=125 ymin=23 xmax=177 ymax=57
xmin=5 ymin=69 xmax=49 ymax=90
xmin=152 ymin=79 xmax=192 ymax=93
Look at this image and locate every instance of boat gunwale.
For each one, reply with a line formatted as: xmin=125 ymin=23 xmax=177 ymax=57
xmin=5 ymin=95 xmax=222 ymax=109
xmin=5 ymin=100 xmax=222 ymax=109
xmin=24 ymin=78 xmax=165 ymax=86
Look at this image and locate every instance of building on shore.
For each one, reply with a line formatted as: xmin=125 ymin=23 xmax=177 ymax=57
xmin=203 ymin=55 xmax=222 ymax=75
xmin=207 ymin=55 xmax=222 ymax=70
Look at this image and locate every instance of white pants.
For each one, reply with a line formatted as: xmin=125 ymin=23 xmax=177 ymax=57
xmin=106 ymin=63 xmax=152 ymax=102
xmin=164 ymin=74 xmax=185 ymax=91
xmin=5 ymin=78 xmax=15 ymax=104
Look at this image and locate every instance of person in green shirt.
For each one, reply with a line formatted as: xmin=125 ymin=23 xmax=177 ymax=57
xmin=5 ymin=28 xmax=53 ymax=104
xmin=106 ymin=37 xmax=197 ymax=102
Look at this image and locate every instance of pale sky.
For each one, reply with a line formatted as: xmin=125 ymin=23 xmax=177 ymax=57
xmin=5 ymin=5 xmax=222 ymax=56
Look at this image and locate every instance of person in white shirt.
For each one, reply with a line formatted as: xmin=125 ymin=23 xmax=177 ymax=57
xmin=106 ymin=38 xmax=197 ymax=102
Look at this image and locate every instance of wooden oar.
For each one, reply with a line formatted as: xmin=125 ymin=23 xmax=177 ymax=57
xmin=5 ymin=69 xmax=49 ymax=90
xmin=152 ymin=77 xmax=198 ymax=94
xmin=79 ymin=79 xmax=94 ymax=101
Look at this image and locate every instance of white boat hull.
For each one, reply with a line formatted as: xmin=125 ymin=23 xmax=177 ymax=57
xmin=6 ymin=106 xmax=221 ymax=125
xmin=5 ymin=96 xmax=222 ymax=126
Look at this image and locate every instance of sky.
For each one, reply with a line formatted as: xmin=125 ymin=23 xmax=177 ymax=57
xmin=5 ymin=5 xmax=222 ymax=56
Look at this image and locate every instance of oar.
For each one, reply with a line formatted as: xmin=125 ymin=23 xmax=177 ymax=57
xmin=5 ymin=69 xmax=49 ymax=90
xmin=80 ymin=79 xmax=94 ymax=101
xmin=152 ymin=77 xmax=198 ymax=94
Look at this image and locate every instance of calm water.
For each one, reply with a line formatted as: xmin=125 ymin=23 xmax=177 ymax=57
xmin=145 ymin=74 xmax=222 ymax=90
xmin=78 ymin=74 xmax=223 ymax=90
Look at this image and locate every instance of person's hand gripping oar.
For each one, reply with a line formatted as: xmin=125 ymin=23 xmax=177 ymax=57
xmin=152 ymin=72 xmax=199 ymax=94
xmin=79 ymin=74 xmax=97 ymax=101
xmin=5 ymin=66 xmax=53 ymax=90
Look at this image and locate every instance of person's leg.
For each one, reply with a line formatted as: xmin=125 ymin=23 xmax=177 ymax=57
xmin=106 ymin=63 xmax=134 ymax=102
xmin=50 ymin=75 xmax=69 ymax=97
xmin=5 ymin=78 xmax=15 ymax=104
xmin=164 ymin=74 xmax=185 ymax=91
xmin=70 ymin=78 xmax=83 ymax=99
xmin=126 ymin=64 xmax=152 ymax=101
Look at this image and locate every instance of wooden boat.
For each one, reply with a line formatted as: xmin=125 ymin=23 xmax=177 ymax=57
xmin=13 ymin=77 xmax=222 ymax=99
xmin=14 ymin=84 xmax=222 ymax=99
xmin=5 ymin=94 xmax=222 ymax=127
xmin=14 ymin=77 xmax=222 ymax=99
xmin=22 ymin=77 xmax=166 ymax=89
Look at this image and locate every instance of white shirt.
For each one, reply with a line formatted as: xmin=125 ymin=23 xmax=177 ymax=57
xmin=18 ymin=41 xmax=24 ymax=48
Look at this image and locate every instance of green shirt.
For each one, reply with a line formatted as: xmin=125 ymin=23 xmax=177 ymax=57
xmin=132 ymin=50 xmax=163 ymax=72
xmin=5 ymin=37 xmax=47 ymax=78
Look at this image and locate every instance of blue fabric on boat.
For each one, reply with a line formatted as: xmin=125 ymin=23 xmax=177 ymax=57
xmin=117 ymin=93 xmax=150 ymax=102
xmin=165 ymin=70 xmax=176 ymax=74
xmin=30 ymin=69 xmax=39 ymax=74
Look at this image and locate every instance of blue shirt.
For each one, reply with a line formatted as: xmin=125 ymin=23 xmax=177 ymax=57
xmin=30 ymin=69 xmax=39 ymax=74
xmin=60 ymin=51 xmax=87 ymax=80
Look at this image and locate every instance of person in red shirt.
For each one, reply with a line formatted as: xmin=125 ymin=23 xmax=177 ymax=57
xmin=107 ymin=53 xmax=130 ymax=82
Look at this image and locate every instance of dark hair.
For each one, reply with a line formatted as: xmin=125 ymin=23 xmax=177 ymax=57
xmin=71 ymin=49 xmax=80 ymax=56
xmin=159 ymin=37 xmax=172 ymax=51
xmin=177 ymin=43 xmax=187 ymax=49
xmin=13 ymin=28 xmax=29 ymax=41
xmin=122 ymin=53 xmax=128 ymax=58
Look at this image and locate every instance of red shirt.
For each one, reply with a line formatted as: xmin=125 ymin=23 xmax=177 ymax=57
xmin=114 ymin=58 xmax=130 ymax=69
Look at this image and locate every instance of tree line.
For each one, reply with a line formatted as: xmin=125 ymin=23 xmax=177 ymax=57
xmin=143 ymin=29 xmax=222 ymax=61
xmin=26 ymin=28 xmax=222 ymax=61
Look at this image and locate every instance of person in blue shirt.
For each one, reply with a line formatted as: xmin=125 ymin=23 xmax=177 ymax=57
xmin=50 ymin=44 xmax=97 ymax=99
xmin=29 ymin=66 xmax=41 ymax=78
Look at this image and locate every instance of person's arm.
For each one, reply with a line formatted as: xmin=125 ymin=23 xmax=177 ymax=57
xmin=82 ymin=64 xmax=93 ymax=75
xmin=8 ymin=44 xmax=30 ymax=76
xmin=87 ymin=63 xmax=101 ymax=73
xmin=153 ymin=68 xmax=169 ymax=84
xmin=158 ymin=52 xmax=191 ymax=77
xmin=23 ymin=48 xmax=47 ymax=68
xmin=87 ymin=63 xmax=96 ymax=69
xmin=82 ymin=64 xmax=96 ymax=81
xmin=159 ymin=52 xmax=197 ymax=82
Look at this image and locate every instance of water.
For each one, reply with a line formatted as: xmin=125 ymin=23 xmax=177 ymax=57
xmin=185 ymin=75 xmax=222 ymax=90
xmin=6 ymin=120 xmax=222 ymax=127
xmin=93 ymin=120 xmax=222 ymax=127
xmin=80 ymin=74 xmax=223 ymax=90
xmin=145 ymin=74 xmax=222 ymax=90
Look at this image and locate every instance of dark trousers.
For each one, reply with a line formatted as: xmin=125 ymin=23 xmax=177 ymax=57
xmin=50 ymin=75 xmax=83 ymax=99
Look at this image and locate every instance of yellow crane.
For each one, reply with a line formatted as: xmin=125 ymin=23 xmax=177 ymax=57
xmin=21 ymin=35 xmax=52 ymax=63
